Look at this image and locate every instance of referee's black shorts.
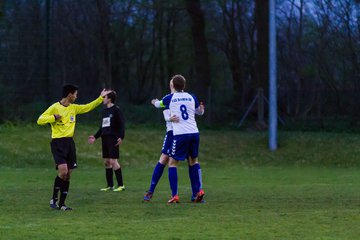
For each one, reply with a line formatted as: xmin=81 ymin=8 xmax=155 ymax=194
xmin=101 ymin=135 xmax=120 ymax=159
xmin=50 ymin=137 xmax=77 ymax=169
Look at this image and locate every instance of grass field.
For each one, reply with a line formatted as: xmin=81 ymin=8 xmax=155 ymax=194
xmin=0 ymin=124 xmax=360 ymax=239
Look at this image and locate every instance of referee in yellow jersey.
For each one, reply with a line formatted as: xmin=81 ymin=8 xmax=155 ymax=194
xmin=37 ymin=84 xmax=112 ymax=211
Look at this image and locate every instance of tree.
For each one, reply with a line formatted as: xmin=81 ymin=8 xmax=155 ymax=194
xmin=217 ymin=0 xmax=245 ymax=110
xmin=96 ymin=0 xmax=112 ymax=88
xmin=254 ymin=0 xmax=269 ymax=93
xmin=185 ymin=0 xmax=211 ymax=102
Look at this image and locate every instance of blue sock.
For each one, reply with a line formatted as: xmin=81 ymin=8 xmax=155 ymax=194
xmin=188 ymin=165 xmax=197 ymax=197
xmin=149 ymin=162 xmax=165 ymax=193
xmin=168 ymin=167 xmax=178 ymax=197
xmin=192 ymin=163 xmax=202 ymax=193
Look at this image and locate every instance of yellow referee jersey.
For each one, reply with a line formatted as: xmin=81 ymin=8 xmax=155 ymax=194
xmin=37 ymin=96 xmax=104 ymax=138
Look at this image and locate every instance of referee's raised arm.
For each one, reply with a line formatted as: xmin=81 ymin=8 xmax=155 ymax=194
xmin=74 ymin=89 xmax=112 ymax=115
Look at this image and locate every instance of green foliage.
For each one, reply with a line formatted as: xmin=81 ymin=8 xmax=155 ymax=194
xmin=281 ymin=117 xmax=360 ymax=133
xmin=2 ymin=1 xmax=360 ymax=126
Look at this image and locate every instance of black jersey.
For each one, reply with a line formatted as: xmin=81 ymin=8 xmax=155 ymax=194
xmin=94 ymin=105 xmax=125 ymax=139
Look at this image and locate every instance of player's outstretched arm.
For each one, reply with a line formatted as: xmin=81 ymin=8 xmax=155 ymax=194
xmin=152 ymin=94 xmax=172 ymax=109
xmin=151 ymin=98 xmax=160 ymax=107
xmin=151 ymin=98 xmax=158 ymax=105
xmin=151 ymin=99 xmax=166 ymax=109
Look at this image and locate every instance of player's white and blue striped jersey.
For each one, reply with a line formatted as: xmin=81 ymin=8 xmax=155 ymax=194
xmin=161 ymin=92 xmax=200 ymax=136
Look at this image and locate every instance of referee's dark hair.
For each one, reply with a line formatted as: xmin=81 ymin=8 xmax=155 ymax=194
xmin=106 ymin=91 xmax=117 ymax=103
xmin=62 ymin=84 xmax=79 ymax=98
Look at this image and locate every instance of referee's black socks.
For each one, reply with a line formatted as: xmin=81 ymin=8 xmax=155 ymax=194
xmin=52 ymin=176 xmax=62 ymax=201
xmin=58 ymin=178 xmax=70 ymax=207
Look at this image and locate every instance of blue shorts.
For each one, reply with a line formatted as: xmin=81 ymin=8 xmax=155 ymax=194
xmin=171 ymin=133 xmax=200 ymax=161
xmin=161 ymin=131 xmax=173 ymax=156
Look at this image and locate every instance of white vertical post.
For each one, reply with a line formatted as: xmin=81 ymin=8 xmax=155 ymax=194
xmin=269 ymin=0 xmax=277 ymax=151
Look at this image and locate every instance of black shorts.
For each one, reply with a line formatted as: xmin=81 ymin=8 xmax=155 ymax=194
xmin=50 ymin=138 xmax=77 ymax=169
xmin=101 ymin=135 xmax=119 ymax=159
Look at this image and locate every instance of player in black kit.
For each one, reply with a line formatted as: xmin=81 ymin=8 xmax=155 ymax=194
xmin=88 ymin=91 xmax=126 ymax=192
